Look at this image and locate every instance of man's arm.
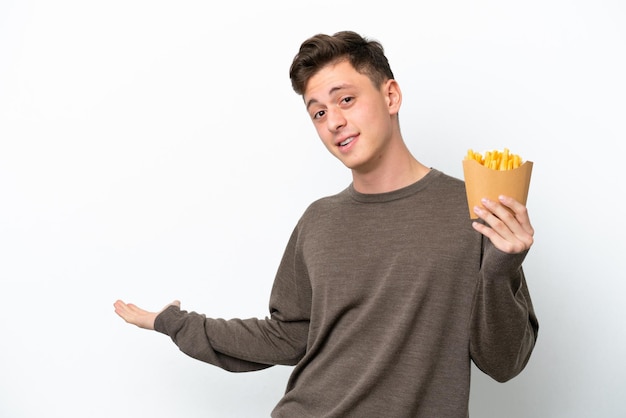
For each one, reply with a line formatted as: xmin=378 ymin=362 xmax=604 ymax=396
xmin=469 ymin=195 xmax=539 ymax=382
xmin=152 ymin=304 xmax=309 ymax=372
xmin=113 ymin=298 xmax=309 ymax=372
xmin=112 ymin=225 xmax=311 ymax=373
xmin=469 ymin=248 xmax=539 ymax=382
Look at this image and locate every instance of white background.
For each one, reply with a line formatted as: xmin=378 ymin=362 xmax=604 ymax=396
xmin=1 ymin=1 xmax=624 ymax=417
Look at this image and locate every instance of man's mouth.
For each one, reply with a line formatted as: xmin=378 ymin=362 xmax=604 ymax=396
xmin=339 ymin=137 xmax=354 ymax=147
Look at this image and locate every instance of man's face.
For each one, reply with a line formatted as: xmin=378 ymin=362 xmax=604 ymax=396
xmin=303 ymin=60 xmax=398 ymax=174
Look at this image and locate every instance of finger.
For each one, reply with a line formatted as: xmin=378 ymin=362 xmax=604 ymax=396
xmin=126 ymin=303 xmax=147 ymax=315
xmin=472 ymin=206 xmax=515 ymax=247
xmin=114 ymin=300 xmax=143 ymax=323
xmin=473 ymin=202 xmax=531 ymax=253
xmin=113 ymin=300 xmax=130 ymax=317
xmin=497 ymin=195 xmax=534 ymax=235
xmin=472 ymin=217 xmax=526 ymax=254
xmin=481 ymin=199 xmax=519 ymax=236
xmin=114 ymin=305 xmax=134 ymax=323
xmin=490 ymin=197 xmax=535 ymax=250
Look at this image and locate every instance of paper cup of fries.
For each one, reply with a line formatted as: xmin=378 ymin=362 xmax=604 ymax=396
xmin=462 ymin=148 xmax=533 ymax=219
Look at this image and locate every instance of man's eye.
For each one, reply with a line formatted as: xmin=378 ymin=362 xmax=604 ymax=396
xmin=313 ymin=110 xmax=326 ymax=119
xmin=342 ymin=97 xmax=353 ymax=104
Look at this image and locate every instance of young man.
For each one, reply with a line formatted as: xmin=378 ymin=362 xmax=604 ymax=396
xmin=114 ymin=31 xmax=538 ymax=417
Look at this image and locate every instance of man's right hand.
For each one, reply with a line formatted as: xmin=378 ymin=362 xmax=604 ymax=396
xmin=113 ymin=299 xmax=180 ymax=330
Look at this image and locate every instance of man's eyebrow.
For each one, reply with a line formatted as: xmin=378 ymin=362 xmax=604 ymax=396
xmin=305 ymin=98 xmax=319 ymax=111
xmin=305 ymin=85 xmax=350 ymax=110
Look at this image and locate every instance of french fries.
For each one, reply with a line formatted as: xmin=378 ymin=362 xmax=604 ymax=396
xmin=465 ymin=148 xmax=523 ymax=170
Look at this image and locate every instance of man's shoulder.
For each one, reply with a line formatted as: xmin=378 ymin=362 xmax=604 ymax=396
xmin=305 ymin=187 xmax=350 ymax=211
xmin=427 ymin=168 xmax=466 ymax=192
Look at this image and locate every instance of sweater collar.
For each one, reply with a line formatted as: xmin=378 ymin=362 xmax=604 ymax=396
xmin=346 ymin=169 xmax=441 ymax=203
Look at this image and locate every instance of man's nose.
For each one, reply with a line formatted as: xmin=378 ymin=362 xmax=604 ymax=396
xmin=326 ymin=109 xmax=346 ymax=132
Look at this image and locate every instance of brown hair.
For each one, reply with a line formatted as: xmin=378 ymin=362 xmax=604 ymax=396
xmin=289 ymin=31 xmax=395 ymax=96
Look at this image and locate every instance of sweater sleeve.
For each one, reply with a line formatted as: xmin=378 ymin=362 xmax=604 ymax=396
xmin=153 ymin=226 xmax=311 ymax=372
xmin=469 ymin=240 xmax=539 ymax=382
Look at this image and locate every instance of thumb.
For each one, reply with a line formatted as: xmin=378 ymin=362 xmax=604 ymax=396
xmin=162 ymin=300 xmax=181 ymax=312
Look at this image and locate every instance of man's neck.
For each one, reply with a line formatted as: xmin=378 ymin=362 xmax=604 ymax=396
xmin=352 ymin=155 xmax=430 ymax=194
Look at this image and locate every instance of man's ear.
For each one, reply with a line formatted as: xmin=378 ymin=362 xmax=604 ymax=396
xmin=384 ymin=79 xmax=402 ymax=115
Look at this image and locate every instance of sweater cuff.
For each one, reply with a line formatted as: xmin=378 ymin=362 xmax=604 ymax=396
xmin=154 ymin=305 xmax=181 ymax=336
xmin=482 ymin=240 xmax=529 ymax=276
